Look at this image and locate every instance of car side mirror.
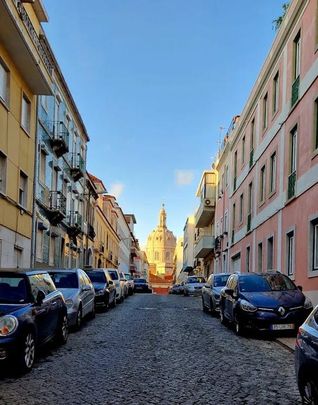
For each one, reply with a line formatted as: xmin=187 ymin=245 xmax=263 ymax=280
xmin=109 ymin=280 xmax=114 ymax=285
xmin=297 ymin=285 xmax=303 ymax=292
xmin=36 ymin=289 xmax=45 ymax=306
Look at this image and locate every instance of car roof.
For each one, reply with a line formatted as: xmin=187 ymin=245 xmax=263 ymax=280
xmin=0 ymin=269 xmax=50 ymax=276
xmin=213 ymin=273 xmax=230 ymax=276
xmin=47 ymin=268 xmax=81 ymax=273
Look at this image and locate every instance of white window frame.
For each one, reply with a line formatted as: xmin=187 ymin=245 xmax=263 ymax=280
xmin=21 ymin=93 xmax=31 ymax=133
xmin=0 ymin=59 xmax=9 ymax=105
xmin=269 ymin=152 xmax=276 ymax=194
xmin=0 ymin=152 xmax=7 ymax=194
xmin=286 ymin=230 xmax=295 ymax=276
xmin=19 ymin=171 xmax=28 ymax=208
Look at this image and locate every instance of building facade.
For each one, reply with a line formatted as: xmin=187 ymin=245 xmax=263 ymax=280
xmin=213 ymin=0 xmax=318 ymax=305
xmin=0 ymin=0 xmax=52 ymax=268
xmin=116 ymin=205 xmax=132 ymax=274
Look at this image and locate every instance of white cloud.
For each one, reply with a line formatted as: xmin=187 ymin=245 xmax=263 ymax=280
xmin=109 ymin=183 xmax=125 ymax=199
xmin=175 ymin=170 xmax=195 ymax=186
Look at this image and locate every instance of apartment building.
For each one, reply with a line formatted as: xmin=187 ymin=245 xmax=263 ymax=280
xmin=214 ymin=0 xmax=318 ymax=305
xmin=115 ymin=204 xmax=132 ymax=273
xmin=34 ymin=38 xmax=89 ymax=269
xmin=0 ymin=0 xmax=52 ymax=267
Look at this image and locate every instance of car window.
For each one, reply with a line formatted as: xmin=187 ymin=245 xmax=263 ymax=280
xmin=50 ymin=272 xmax=79 ymax=289
xmin=214 ymin=275 xmax=230 ymax=287
xmin=264 ymin=274 xmax=296 ymax=291
xmin=83 ymin=272 xmax=92 ymax=286
xmin=187 ymin=277 xmax=206 ymax=283
xmin=207 ymin=275 xmax=213 ymax=285
xmin=29 ymin=273 xmax=56 ymax=298
xmin=109 ymin=271 xmax=119 ymax=281
xmin=0 ymin=275 xmax=28 ymax=304
xmin=105 ymin=272 xmax=112 ymax=284
xmin=42 ymin=273 xmax=56 ymax=294
xmin=87 ymin=272 xmax=106 ymax=284
xmin=226 ymin=275 xmax=234 ymax=289
xmin=232 ymin=276 xmax=238 ymax=291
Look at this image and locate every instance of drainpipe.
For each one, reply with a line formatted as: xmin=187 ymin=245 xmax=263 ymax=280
xmin=30 ymin=96 xmax=39 ymax=268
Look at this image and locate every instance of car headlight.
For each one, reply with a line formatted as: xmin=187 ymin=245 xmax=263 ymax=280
xmin=95 ymin=290 xmax=104 ymax=296
xmin=0 ymin=315 xmax=18 ymax=336
xmin=240 ymin=299 xmax=257 ymax=313
xmin=65 ymin=299 xmax=74 ymax=308
xmin=304 ymin=297 xmax=313 ymax=309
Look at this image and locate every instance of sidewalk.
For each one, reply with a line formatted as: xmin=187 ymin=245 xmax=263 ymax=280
xmin=276 ymin=337 xmax=296 ymax=352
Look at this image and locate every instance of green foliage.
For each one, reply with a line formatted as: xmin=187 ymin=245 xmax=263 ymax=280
xmin=273 ymin=2 xmax=290 ymax=31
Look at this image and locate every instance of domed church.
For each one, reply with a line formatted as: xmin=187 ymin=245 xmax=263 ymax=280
xmin=146 ymin=205 xmax=177 ymax=291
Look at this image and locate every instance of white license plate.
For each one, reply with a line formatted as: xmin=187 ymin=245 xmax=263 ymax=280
xmin=271 ymin=323 xmax=295 ymax=330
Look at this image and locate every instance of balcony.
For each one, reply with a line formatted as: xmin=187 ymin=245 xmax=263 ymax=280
xmin=287 ymin=171 xmax=296 ymax=200
xmin=249 ymin=149 xmax=254 ymax=169
xmin=194 ymin=235 xmax=215 ymax=259
xmin=66 ymin=211 xmax=83 ymax=237
xmin=291 ymin=76 xmax=300 ymax=107
xmin=88 ymin=224 xmax=96 ymax=240
xmin=49 ymin=122 xmax=69 ymax=157
xmin=37 ymin=187 xmax=66 ymax=225
xmin=70 ymin=153 xmax=85 ymax=182
xmin=0 ymin=0 xmax=52 ymax=95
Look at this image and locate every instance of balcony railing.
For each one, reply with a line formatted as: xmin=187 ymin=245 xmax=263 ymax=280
xmin=247 ymin=213 xmax=251 ymax=233
xmin=70 ymin=153 xmax=85 ymax=182
xmin=36 ymin=187 xmax=66 ymax=225
xmin=66 ymin=211 xmax=83 ymax=236
xmin=287 ymin=171 xmax=296 ymax=200
xmin=49 ymin=191 xmax=66 ymax=214
xmin=249 ymin=149 xmax=254 ymax=169
xmin=291 ymin=76 xmax=300 ymax=107
xmin=49 ymin=122 xmax=69 ymax=157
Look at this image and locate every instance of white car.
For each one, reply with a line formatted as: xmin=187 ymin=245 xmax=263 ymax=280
xmin=108 ymin=269 xmax=125 ymax=303
xmin=183 ymin=276 xmax=206 ymax=296
xmin=119 ymin=272 xmax=129 ymax=297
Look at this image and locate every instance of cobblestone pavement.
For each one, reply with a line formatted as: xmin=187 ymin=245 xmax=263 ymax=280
xmin=0 ymin=294 xmax=301 ymax=405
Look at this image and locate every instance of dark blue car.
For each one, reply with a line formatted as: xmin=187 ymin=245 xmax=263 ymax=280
xmin=202 ymin=273 xmax=231 ymax=314
xmin=0 ymin=270 xmax=68 ymax=372
xmin=220 ymin=272 xmax=313 ymax=335
xmin=295 ymin=305 xmax=318 ymax=404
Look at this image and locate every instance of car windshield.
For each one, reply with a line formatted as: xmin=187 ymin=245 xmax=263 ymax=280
xmin=214 ymin=275 xmax=230 ymax=287
xmin=108 ymin=271 xmax=119 ymax=281
xmin=135 ymin=279 xmax=146 ymax=283
xmin=0 ymin=276 xmax=28 ymax=304
xmin=87 ymin=272 xmax=106 ymax=284
xmin=124 ymin=274 xmax=132 ymax=280
xmin=187 ymin=277 xmax=205 ymax=284
xmin=239 ymin=274 xmax=296 ymax=292
xmin=50 ymin=272 xmax=78 ymax=289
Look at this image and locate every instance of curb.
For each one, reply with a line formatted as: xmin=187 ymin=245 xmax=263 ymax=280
xmin=276 ymin=338 xmax=296 ymax=353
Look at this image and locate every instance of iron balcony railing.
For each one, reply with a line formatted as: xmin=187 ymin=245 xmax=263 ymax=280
xmin=52 ymin=121 xmax=69 ymax=144
xmin=49 ymin=191 xmax=67 ymax=215
xmin=287 ymin=171 xmax=296 ymax=200
xmin=67 ymin=211 xmax=83 ymax=230
xmin=249 ymin=149 xmax=254 ymax=169
xmin=291 ymin=76 xmax=300 ymax=107
xmin=247 ymin=213 xmax=252 ymax=233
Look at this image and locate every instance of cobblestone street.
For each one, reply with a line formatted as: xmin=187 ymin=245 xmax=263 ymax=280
xmin=0 ymin=294 xmax=301 ymax=405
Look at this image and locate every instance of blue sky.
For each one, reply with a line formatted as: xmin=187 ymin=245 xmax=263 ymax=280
xmin=44 ymin=0 xmax=284 ymax=246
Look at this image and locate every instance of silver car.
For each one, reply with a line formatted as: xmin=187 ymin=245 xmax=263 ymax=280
xmin=49 ymin=269 xmax=95 ymax=329
xmin=183 ymin=276 xmax=206 ymax=296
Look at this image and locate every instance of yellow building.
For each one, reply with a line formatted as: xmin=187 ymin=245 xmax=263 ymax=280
xmin=89 ymin=175 xmax=120 ymax=269
xmin=0 ymin=0 xmax=52 ymax=267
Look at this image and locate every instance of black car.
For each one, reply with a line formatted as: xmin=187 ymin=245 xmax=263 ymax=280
xmin=202 ymin=273 xmax=230 ymax=314
xmin=220 ymin=272 xmax=313 ymax=335
xmin=0 ymin=269 xmax=68 ymax=372
xmin=134 ymin=278 xmax=151 ymax=293
xmin=84 ymin=269 xmax=116 ymax=310
xmin=295 ymin=305 xmax=318 ymax=404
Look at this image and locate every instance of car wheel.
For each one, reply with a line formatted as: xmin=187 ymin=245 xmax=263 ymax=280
xmin=18 ymin=330 xmax=36 ymax=372
xmin=202 ymin=297 xmax=208 ymax=313
xmin=75 ymin=307 xmax=82 ymax=330
xmin=56 ymin=314 xmax=68 ymax=345
xmin=300 ymin=375 xmax=318 ymax=405
xmin=210 ymin=298 xmax=216 ymax=316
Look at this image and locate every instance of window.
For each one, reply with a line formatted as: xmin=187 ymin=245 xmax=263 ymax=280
xmin=293 ymin=31 xmax=301 ymax=81
xmin=246 ymin=246 xmax=250 ymax=273
xmin=290 ymin=126 xmax=297 ymax=174
xmin=269 ymin=152 xmax=276 ymax=194
xmin=0 ymin=152 xmax=7 ymax=193
xmin=258 ymin=243 xmax=263 ymax=272
xmin=233 ymin=151 xmax=237 ymax=189
xmin=14 ymin=247 xmax=23 ymax=268
xmin=239 ymin=194 xmax=244 ymax=223
xmin=263 ymin=93 xmax=268 ymax=129
xmin=273 ymin=72 xmax=279 ymax=113
xmin=267 ymin=237 xmax=274 ymax=270
xmin=311 ymin=220 xmax=318 ymax=272
xmin=224 ymin=212 xmax=228 ymax=233
xmin=314 ymin=98 xmax=318 ymax=151
xmin=19 ymin=171 xmax=28 ymax=208
xmin=286 ymin=230 xmax=295 ymax=276
xmin=225 ymin=165 xmax=229 ymax=187
xmin=39 ymin=150 xmax=46 ymax=184
xmin=242 ymin=136 xmax=245 ymax=164
xmin=0 ymin=60 xmax=9 ymax=105
xmin=248 ymin=182 xmax=253 ymax=214
xmin=232 ymin=203 xmax=236 ymax=230
xmin=259 ymin=165 xmax=266 ymax=203
xmin=21 ymin=94 xmax=31 ymax=133
xmin=250 ymin=119 xmax=255 ymax=151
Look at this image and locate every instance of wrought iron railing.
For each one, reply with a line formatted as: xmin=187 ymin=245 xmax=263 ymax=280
xmin=67 ymin=211 xmax=83 ymax=230
xmin=249 ymin=149 xmax=254 ymax=169
xmin=287 ymin=171 xmax=296 ymax=200
xmin=247 ymin=213 xmax=251 ymax=233
xmin=49 ymin=191 xmax=66 ymax=214
xmin=291 ymin=76 xmax=300 ymax=107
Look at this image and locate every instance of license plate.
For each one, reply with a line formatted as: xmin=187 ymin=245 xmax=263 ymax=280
xmin=271 ymin=323 xmax=295 ymax=330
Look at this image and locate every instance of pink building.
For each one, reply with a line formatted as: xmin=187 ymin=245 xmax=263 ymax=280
xmin=214 ymin=0 xmax=318 ymax=305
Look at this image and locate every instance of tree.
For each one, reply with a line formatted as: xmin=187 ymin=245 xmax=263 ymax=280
xmin=273 ymin=2 xmax=290 ymax=31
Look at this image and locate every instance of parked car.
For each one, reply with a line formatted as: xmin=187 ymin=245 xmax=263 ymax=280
xmin=183 ymin=276 xmax=206 ymax=296
xmin=295 ymin=305 xmax=318 ymax=404
xmin=108 ymin=269 xmax=125 ymax=303
xmin=202 ymin=273 xmax=230 ymax=314
xmin=119 ymin=271 xmax=129 ymax=298
xmin=169 ymin=284 xmax=183 ymax=294
xmin=84 ymin=269 xmax=116 ymax=310
xmin=220 ymin=271 xmax=313 ymax=335
xmin=134 ymin=278 xmax=151 ymax=293
xmin=124 ymin=273 xmax=134 ymax=295
xmin=0 ymin=269 xmax=68 ymax=372
xmin=49 ymin=269 xmax=95 ymax=329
